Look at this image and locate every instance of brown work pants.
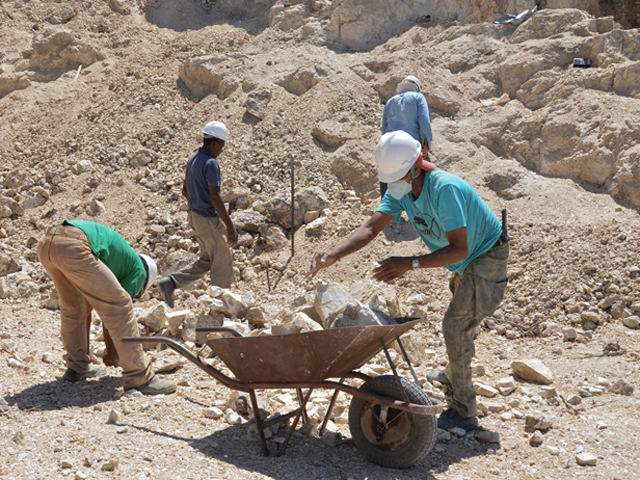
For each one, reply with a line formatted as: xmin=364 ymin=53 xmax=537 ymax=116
xmin=442 ymin=241 xmax=509 ymax=418
xmin=37 ymin=227 xmax=153 ymax=389
xmin=170 ymin=211 xmax=234 ymax=289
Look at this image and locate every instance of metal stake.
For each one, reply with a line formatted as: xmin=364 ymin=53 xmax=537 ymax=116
xmin=291 ymin=154 xmax=295 ymax=257
xmin=266 ymin=263 xmax=271 ymax=292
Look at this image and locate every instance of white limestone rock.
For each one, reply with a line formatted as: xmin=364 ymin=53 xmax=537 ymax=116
xmin=271 ymin=312 xmax=322 ymax=335
xmin=314 ymin=283 xmax=350 ymax=321
xmin=511 ymin=359 xmax=554 ymax=385
xmin=138 ymin=303 xmax=168 ymax=332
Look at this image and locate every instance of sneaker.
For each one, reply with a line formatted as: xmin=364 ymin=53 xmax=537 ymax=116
xmin=158 ymin=277 xmax=176 ymax=308
xmin=135 ymin=375 xmax=177 ymax=396
xmin=427 ymin=369 xmax=451 ymax=387
xmin=437 ymin=408 xmax=479 ymax=432
xmin=62 ymin=364 xmax=104 ymax=382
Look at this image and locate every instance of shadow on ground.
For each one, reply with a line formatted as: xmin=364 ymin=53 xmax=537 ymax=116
xmin=4 ymin=376 xmax=122 ymax=411
xmin=382 ymin=219 xmax=419 ymax=243
xmin=122 ymin=419 xmax=493 ymax=480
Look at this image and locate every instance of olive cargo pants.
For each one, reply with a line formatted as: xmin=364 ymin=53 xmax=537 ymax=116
xmin=443 ymin=242 xmax=509 ymax=418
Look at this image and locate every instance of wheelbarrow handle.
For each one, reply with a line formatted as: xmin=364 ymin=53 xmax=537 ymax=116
xmin=122 ymin=336 xmax=247 ymax=391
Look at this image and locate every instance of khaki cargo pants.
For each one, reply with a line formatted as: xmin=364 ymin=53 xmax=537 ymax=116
xmin=37 ymin=227 xmax=153 ymax=389
xmin=170 ymin=211 xmax=234 ymax=289
xmin=442 ymin=242 xmax=509 ymax=418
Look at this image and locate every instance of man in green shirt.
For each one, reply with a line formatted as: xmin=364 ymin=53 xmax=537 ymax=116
xmin=37 ymin=220 xmax=176 ymax=395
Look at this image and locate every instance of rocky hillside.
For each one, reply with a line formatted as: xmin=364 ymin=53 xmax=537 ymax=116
xmin=1 ymin=1 xmax=640 ymax=479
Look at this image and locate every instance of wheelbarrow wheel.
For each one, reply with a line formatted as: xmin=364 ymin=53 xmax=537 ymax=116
xmin=348 ymin=375 xmax=437 ymax=468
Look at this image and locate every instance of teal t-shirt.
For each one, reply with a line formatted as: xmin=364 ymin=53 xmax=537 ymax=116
xmin=376 ymin=169 xmax=501 ymax=274
xmin=63 ymin=220 xmax=146 ymax=298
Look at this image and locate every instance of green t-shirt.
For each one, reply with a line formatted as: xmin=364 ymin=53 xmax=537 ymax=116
xmin=62 ymin=220 xmax=146 ymax=298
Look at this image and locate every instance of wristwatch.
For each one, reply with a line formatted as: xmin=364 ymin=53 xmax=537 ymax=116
xmin=411 ymin=257 xmax=420 ymax=269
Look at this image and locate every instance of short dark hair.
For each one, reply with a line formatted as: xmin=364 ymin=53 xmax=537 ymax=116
xmin=203 ymin=137 xmax=224 ymax=148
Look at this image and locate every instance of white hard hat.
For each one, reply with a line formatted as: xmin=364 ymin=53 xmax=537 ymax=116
xmin=202 ymin=121 xmax=229 ymax=141
xmin=375 ymin=131 xmax=422 ymax=183
xmin=403 ymin=75 xmax=421 ymax=91
xmin=139 ymin=254 xmax=158 ymax=292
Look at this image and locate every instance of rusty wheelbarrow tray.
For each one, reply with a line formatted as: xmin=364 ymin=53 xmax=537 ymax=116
xmin=123 ymin=319 xmax=443 ymax=468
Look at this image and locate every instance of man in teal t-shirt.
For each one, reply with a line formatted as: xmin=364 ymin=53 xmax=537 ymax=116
xmin=307 ymin=132 xmax=509 ymax=432
xmin=37 ymin=220 xmax=176 ymax=395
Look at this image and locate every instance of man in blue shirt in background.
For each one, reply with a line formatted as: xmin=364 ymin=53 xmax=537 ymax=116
xmin=307 ymin=131 xmax=509 ymax=432
xmin=381 ymin=75 xmax=432 ymax=197
xmin=158 ymin=121 xmax=238 ymax=308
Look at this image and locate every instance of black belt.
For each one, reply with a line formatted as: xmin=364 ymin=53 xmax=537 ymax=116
xmin=493 ymin=234 xmax=510 ymax=248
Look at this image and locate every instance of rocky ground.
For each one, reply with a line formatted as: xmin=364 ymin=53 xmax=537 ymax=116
xmin=1 ymin=1 xmax=640 ymax=479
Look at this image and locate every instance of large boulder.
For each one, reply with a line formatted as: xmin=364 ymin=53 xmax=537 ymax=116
xmin=231 ymin=210 xmax=267 ymax=233
xmin=331 ymin=141 xmax=378 ymax=197
xmin=350 ymin=278 xmax=402 ymax=318
xmin=245 ymin=89 xmax=272 ymax=120
xmin=314 ymin=283 xmax=350 ymax=322
xmin=18 ymin=28 xmax=102 ymax=80
xmin=178 ymin=55 xmax=227 ymax=99
xmin=312 ymin=118 xmax=356 ymax=148
xmin=273 ymin=64 xmax=324 ymax=96
xmin=255 ymin=187 xmax=329 ymax=229
xmin=260 ymin=224 xmax=288 ymax=250
xmin=138 ymin=303 xmax=168 ymax=332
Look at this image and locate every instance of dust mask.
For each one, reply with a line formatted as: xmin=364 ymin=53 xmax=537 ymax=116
xmin=388 ymin=167 xmax=415 ymax=200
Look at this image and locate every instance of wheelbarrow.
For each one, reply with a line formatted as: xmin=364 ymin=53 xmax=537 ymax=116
xmin=123 ymin=319 xmax=443 ymax=468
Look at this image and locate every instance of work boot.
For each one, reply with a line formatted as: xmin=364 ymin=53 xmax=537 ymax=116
xmin=62 ymin=364 xmax=104 ymax=382
xmin=158 ymin=277 xmax=176 ymax=308
xmin=427 ymin=369 xmax=451 ymax=387
xmin=135 ymin=375 xmax=177 ymax=396
xmin=437 ymin=408 xmax=479 ymax=432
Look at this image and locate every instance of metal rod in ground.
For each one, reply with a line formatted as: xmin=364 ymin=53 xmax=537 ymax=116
xmin=291 ymin=154 xmax=295 ymax=257
xmin=266 ymin=263 xmax=271 ymax=292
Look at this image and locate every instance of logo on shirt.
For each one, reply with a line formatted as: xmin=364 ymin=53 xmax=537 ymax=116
xmin=413 ymin=213 xmax=443 ymax=240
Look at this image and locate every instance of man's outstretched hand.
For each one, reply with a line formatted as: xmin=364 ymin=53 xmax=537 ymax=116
xmin=373 ymin=257 xmax=411 ymax=284
xmin=306 ymin=251 xmax=337 ymax=278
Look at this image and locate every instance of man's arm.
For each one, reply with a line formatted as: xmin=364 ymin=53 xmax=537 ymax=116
xmin=372 ymin=226 xmax=469 ymax=283
xmin=208 ymin=185 xmax=238 ymax=246
xmin=182 ymin=181 xmax=189 ymax=201
xmin=422 ymin=139 xmax=429 ymax=157
xmin=381 ymin=103 xmax=390 ymax=134
xmin=418 ymin=94 xmax=432 ymax=153
xmin=307 ymin=211 xmax=394 ymax=277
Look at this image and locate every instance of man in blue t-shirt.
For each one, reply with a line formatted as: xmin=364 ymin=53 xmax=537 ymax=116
xmin=307 ymin=131 xmax=509 ymax=432
xmin=380 ymin=75 xmax=432 ymax=197
xmin=158 ymin=121 xmax=238 ymax=308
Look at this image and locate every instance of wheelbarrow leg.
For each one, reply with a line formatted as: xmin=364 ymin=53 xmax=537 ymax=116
xmin=319 ymin=378 xmax=343 ymax=437
xmin=295 ymin=389 xmax=311 ymax=425
xmin=276 ymin=388 xmax=313 ymax=457
xmin=380 ymin=337 xmax=411 ymax=404
xmin=249 ymin=391 xmax=270 ymax=457
xmin=395 ymin=334 xmax=420 ymax=386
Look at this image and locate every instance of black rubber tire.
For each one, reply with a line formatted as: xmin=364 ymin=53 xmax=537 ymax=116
xmin=348 ymin=375 xmax=437 ymax=468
